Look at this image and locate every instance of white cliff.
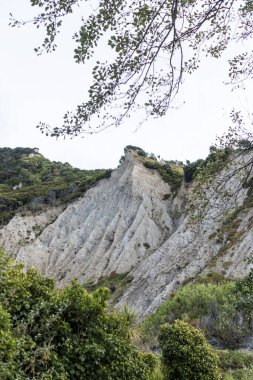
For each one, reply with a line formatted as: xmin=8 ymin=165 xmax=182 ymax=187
xmin=1 ymin=149 xmax=253 ymax=317
xmin=11 ymin=151 xmax=176 ymax=282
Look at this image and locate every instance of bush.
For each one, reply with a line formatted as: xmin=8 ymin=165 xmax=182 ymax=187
xmin=220 ymin=350 xmax=253 ymax=380
xmin=205 ymin=313 xmax=249 ymax=349
xmin=218 ymin=349 xmax=253 ymax=372
xmin=223 ymin=368 xmax=253 ymax=379
xmin=140 ymin=281 xmax=235 ymax=348
xmin=158 ymin=320 xmax=221 ymax=380
xmin=0 ymin=306 xmax=16 ymax=379
xmin=0 ymin=251 xmax=156 ymax=379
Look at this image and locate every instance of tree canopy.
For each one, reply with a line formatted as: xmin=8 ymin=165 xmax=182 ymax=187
xmin=10 ymin=0 xmax=253 ymax=137
xmin=0 ymin=147 xmax=111 ymax=225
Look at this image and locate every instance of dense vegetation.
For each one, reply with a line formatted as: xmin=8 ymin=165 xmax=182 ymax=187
xmin=0 ymin=147 xmax=111 ymax=225
xmin=143 ymin=159 xmax=183 ymax=193
xmin=0 ymin=250 xmax=157 ymax=379
xmin=2 ymin=146 xmax=253 ymax=379
xmin=2 ymin=250 xmax=253 ymax=379
xmin=141 ymin=271 xmax=253 ymax=379
xmin=183 ymin=146 xmax=231 ymax=184
xmin=140 ymin=273 xmax=253 ymax=350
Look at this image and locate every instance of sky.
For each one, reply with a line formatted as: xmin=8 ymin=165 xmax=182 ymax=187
xmin=1 ymin=0 xmax=253 ymax=170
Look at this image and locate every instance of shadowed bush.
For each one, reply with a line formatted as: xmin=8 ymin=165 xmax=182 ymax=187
xmin=159 ymin=320 xmax=221 ymax=380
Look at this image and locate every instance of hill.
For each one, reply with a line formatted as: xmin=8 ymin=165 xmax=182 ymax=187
xmin=0 ymin=146 xmax=253 ymax=318
xmin=0 ymin=147 xmax=111 ymax=225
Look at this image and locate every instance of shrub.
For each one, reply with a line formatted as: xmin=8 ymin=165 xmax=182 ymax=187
xmin=233 ymin=267 xmax=253 ymax=322
xmin=0 ymin=306 xmax=16 ymax=379
xmin=183 ymin=159 xmax=204 ymax=183
xmin=219 ymin=350 xmax=253 ymax=380
xmin=158 ymin=320 xmax=221 ymax=380
xmin=83 ymin=271 xmax=133 ymax=304
xmin=205 ymin=313 xmax=249 ymax=349
xmin=218 ymin=350 xmax=253 ymax=372
xmin=140 ymin=281 xmax=235 ymax=347
xmin=0 ymin=251 xmax=156 ymax=379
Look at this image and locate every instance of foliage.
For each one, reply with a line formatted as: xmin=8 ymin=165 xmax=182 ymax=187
xmin=140 ymin=281 xmax=235 ymax=347
xmin=147 ymin=360 xmax=164 ymax=380
xmin=143 ymin=158 xmax=183 ymax=192
xmin=184 ymin=159 xmax=204 ymax=183
xmin=182 ymin=147 xmax=233 ymax=224
xmin=84 ymin=271 xmax=133 ymax=304
xmin=191 ymin=146 xmax=231 ymax=185
xmin=218 ymin=350 xmax=253 ymax=372
xmin=0 ymin=306 xmax=16 ymax=379
xmin=0 ymin=251 xmax=156 ymax=379
xmin=10 ymin=1 xmax=253 ymax=135
xmin=185 ymin=145 xmax=243 ymax=224
xmin=223 ymin=368 xmax=253 ymax=380
xmin=118 ymin=145 xmax=183 ymax=191
xmin=124 ymin=145 xmax=147 ymax=157
xmin=141 ymin=279 xmax=253 ymax=349
xmin=209 ymin=110 xmax=253 ymax=210
xmin=218 ymin=350 xmax=253 ymax=380
xmin=158 ymin=320 xmax=221 ymax=380
xmin=183 ymin=145 xmax=230 ymax=185
xmin=195 ymin=272 xmax=227 ymax=285
xmin=0 ymin=147 xmax=111 ymax=225
xmin=233 ymin=266 xmax=253 ymax=324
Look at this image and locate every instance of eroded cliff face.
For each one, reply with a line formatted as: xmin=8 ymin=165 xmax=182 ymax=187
xmin=15 ymin=152 xmax=177 ymax=283
xmin=1 ymin=150 xmax=253 ymax=317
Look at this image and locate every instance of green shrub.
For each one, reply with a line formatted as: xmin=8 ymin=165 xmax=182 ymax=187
xmin=233 ymin=267 xmax=253 ymax=322
xmin=224 ymin=368 xmax=253 ymax=380
xmin=218 ymin=349 xmax=253 ymax=380
xmin=0 ymin=306 xmax=16 ymax=379
xmin=124 ymin=145 xmax=147 ymax=157
xmin=147 ymin=361 xmax=164 ymax=380
xmin=140 ymin=281 xmax=235 ymax=347
xmin=218 ymin=350 xmax=253 ymax=372
xmin=183 ymin=159 xmax=204 ymax=183
xmin=159 ymin=320 xmax=221 ymax=380
xmin=207 ymin=314 xmax=249 ymax=349
xmin=0 ymin=251 xmax=156 ymax=379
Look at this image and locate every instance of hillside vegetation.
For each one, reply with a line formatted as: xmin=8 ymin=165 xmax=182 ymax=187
xmin=0 ymin=147 xmax=111 ymax=225
xmin=140 ymin=272 xmax=253 ymax=379
xmin=2 ymin=146 xmax=253 ymax=378
xmin=2 ymin=250 xmax=253 ymax=379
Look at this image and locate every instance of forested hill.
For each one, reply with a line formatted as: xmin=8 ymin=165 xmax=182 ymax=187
xmin=0 ymin=147 xmax=112 ymax=225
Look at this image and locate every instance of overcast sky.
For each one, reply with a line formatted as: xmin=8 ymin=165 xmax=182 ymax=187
xmin=1 ymin=0 xmax=252 ymax=169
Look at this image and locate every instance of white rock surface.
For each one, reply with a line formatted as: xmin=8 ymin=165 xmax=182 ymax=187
xmin=13 ymin=152 xmax=175 ymax=283
xmin=0 ymin=207 xmax=63 ymax=256
xmin=1 ymin=150 xmax=253 ymax=317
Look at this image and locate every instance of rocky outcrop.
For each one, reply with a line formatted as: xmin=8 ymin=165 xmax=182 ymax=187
xmin=1 ymin=149 xmax=253 ymax=317
xmin=0 ymin=207 xmax=64 ymax=256
xmin=14 ymin=152 xmax=178 ymax=282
